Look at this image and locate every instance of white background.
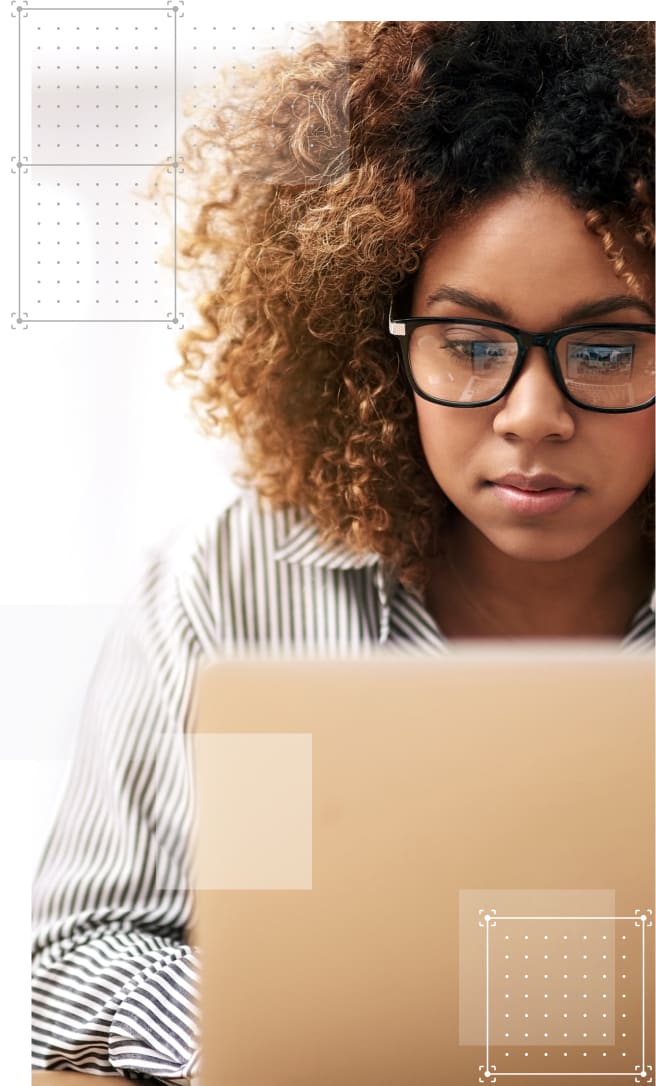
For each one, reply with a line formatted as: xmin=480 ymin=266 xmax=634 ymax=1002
xmin=1 ymin=3 xmax=653 ymax=1082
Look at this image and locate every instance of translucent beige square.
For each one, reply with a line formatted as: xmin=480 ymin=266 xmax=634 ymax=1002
xmin=192 ymin=732 xmax=312 ymax=890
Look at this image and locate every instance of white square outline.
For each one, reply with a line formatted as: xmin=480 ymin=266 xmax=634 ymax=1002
xmin=477 ymin=908 xmax=653 ymax=1083
xmin=13 ymin=0 xmax=182 ymax=326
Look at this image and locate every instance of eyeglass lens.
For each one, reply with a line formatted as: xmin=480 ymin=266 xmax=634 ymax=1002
xmin=409 ymin=323 xmax=655 ymax=409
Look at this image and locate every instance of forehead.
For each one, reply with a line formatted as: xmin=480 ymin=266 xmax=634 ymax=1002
xmin=413 ymin=188 xmax=654 ymax=327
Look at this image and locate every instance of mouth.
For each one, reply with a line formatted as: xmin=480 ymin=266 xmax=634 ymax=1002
xmin=487 ymin=473 xmax=581 ymax=516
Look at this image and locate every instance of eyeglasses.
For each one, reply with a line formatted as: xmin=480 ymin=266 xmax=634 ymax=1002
xmin=388 ymin=307 xmax=655 ymax=413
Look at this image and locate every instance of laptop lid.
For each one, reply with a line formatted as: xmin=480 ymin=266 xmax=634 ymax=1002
xmin=190 ymin=649 xmax=654 ymax=1085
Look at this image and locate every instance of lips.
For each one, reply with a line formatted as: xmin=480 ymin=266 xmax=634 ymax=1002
xmin=488 ymin=473 xmax=581 ymax=516
xmin=492 ymin=472 xmax=578 ymax=491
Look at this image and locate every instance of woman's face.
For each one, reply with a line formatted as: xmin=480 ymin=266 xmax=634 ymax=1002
xmin=412 ymin=188 xmax=655 ymax=564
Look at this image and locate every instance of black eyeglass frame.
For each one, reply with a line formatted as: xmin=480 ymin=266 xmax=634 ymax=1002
xmin=388 ymin=306 xmax=656 ymax=414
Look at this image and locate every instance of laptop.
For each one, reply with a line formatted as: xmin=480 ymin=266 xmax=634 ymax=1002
xmin=190 ymin=648 xmax=654 ymax=1085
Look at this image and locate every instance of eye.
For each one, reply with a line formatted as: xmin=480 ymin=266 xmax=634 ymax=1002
xmin=443 ymin=339 xmax=515 ymax=367
xmin=442 ymin=338 xmax=476 ymax=360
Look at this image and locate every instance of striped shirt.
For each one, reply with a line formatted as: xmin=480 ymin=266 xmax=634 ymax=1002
xmin=32 ymin=490 xmax=655 ymax=1082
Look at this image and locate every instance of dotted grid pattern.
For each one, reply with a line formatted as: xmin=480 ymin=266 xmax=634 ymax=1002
xmin=28 ymin=169 xmax=166 ymax=313
xmin=14 ymin=1 xmax=180 ymax=325
xmin=479 ymin=912 xmax=653 ymax=1082
xmin=491 ymin=920 xmax=617 ymax=1049
xmin=13 ymin=17 xmax=344 ymax=326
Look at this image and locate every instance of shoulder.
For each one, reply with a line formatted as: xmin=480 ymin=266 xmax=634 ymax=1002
xmin=128 ymin=491 xmax=316 ymax=653
xmin=161 ymin=489 xmax=384 ymax=656
xmin=120 ymin=489 xmax=383 ymax=660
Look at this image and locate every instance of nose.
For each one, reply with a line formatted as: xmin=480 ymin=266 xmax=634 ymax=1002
xmin=492 ymin=346 xmax=576 ymax=443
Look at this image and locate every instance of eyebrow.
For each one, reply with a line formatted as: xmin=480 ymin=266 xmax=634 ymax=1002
xmin=423 ymin=286 xmax=655 ymax=324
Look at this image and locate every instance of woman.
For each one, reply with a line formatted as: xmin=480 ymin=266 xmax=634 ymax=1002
xmin=32 ymin=21 xmax=654 ymax=1080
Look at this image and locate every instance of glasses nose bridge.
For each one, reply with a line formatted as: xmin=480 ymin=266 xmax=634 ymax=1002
xmin=517 ymin=330 xmax=552 ymax=353
xmin=514 ymin=329 xmax=556 ymax=376
xmin=507 ymin=330 xmax=565 ymax=404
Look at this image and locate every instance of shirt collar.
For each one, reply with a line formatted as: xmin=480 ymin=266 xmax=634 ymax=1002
xmin=273 ymin=514 xmax=380 ymax=571
xmin=272 ymin=510 xmax=655 ymax=647
xmin=273 ymin=513 xmax=396 ymax=645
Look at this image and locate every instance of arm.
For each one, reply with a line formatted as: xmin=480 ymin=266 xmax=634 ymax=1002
xmin=32 ymin=535 xmax=216 ymax=1081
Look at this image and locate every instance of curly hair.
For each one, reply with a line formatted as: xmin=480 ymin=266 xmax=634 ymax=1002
xmin=171 ymin=21 xmax=654 ymax=589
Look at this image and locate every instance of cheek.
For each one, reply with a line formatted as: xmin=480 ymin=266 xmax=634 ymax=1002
xmin=611 ymin=411 xmax=655 ymax=489
xmin=415 ymin=401 xmax=454 ymax=476
xmin=414 ymin=398 xmax=487 ymax=479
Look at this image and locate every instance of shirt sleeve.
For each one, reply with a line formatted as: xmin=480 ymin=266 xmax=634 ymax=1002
xmin=32 ymin=530 xmax=217 ymax=1082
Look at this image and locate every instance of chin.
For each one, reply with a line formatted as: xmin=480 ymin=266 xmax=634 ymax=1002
xmin=483 ymin=528 xmax=599 ymax=564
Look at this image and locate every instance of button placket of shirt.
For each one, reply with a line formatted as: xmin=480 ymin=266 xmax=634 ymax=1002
xmin=374 ymin=561 xmax=392 ymax=645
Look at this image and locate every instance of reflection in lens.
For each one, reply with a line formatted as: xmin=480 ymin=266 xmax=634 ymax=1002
xmin=559 ymin=331 xmax=654 ymax=409
xmin=407 ymin=323 xmax=654 ymax=408
xmin=409 ymin=324 xmax=516 ymax=403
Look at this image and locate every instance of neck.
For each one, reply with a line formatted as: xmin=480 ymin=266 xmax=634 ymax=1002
xmin=425 ymin=513 xmax=653 ymax=640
